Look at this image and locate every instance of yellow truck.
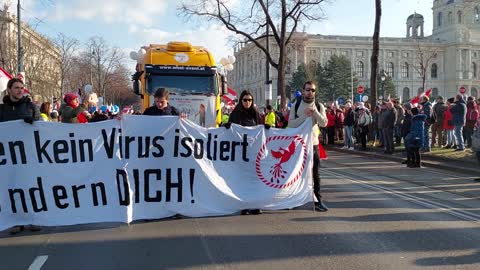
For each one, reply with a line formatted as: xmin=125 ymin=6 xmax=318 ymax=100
xmin=132 ymin=42 xmax=226 ymax=127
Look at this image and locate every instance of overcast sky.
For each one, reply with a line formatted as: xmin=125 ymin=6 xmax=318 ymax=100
xmin=6 ymin=0 xmax=432 ymax=62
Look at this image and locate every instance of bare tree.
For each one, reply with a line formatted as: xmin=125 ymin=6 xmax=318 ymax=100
xmin=370 ymin=0 xmax=381 ymax=107
xmin=87 ymin=36 xmax=124 ymax=104
xmin=413 ymin=41 xmax=438 ymax=92
xmin=53 ymin=33 xmax=79 ymax=96
xmin=179 ymin=0 xmax=326 ymax=109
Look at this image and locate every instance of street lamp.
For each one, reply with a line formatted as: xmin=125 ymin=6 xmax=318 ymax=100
xmin=380 ymin=69 xmax=387 ymax=101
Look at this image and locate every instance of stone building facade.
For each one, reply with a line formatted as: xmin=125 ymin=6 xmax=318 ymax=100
xmin=0 ymin=7 xmax=60 ymax=104
xmin=229 ymin=0 xmax=480 ymax=106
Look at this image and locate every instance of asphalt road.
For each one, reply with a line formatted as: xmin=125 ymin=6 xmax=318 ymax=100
xmin=1 ymin=151 xmax=480 ymax=270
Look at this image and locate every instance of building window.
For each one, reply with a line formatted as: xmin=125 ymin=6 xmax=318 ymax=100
xmin=386 ymin=62 xmax=394 ymax=77
xmin=448 ymin=11 xmax=453 ymax=24
xmin=403 ymin=87 xmax=410 ymax=100
xmin=401 ymin=62 xmax=409 ymax=78
xmin=341 ymin=50 xmax=348 ymax=56
xmin=387 ymin=51 xmax=394 ymax=58
xmin=472 ymin=87 xmax=478 ymax=98
xmin=476 ymin=7 xmax=480 ymax=22
xmin=432 ymin=88 xmax=439 ymax=99
xmin=431 ymin=63 xmax=438 ymax=79
xmin=417 ymin=87 xmax=424 ymax=95
xmin=403 ymin=52 xmax=410 ymax=58
xmin=473 ymin=62 xmax=478 ymax=78
xmin=458 ymin=11 xmax=462 ymax=23
xmin=357 ymin=51 xmax=364 ymax=57
xmin=355 ymin=61 xmax=364 ymax=78
xmin=438 ymin=12 xmax=443 ymax=26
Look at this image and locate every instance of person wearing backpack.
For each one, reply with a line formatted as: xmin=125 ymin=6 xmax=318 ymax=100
xmin=265 ymin=105 xmax=276 ymax=128
xmin=464 ymin=96 xmax=479 ymax=148
xmin=288 ymin=81 xmax=328 ymax=212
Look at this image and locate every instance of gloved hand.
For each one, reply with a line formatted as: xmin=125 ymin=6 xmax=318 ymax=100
xmin=224 ymin=122 xmax=231 ymax=129
xmin=264 ymin=124 xmax=271 ymax=129
xmin=24 ymin=117 xmax=34 ymax=124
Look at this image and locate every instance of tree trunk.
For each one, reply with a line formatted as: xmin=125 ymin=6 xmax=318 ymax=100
xmin=277 ymin=43 xmax=287 ymax=110
xmin=370 ymin=0 xmax=382 ymax=107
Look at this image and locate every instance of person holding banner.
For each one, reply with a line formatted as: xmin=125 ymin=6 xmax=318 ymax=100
xmin=143 ymin=88 xmax=179 ymax=116
xmin=225 ymin=90 xmax=263 ymax=215
xmin=288 ymin=81 xmax=329 ymax=212
xmin=0 ymin=78 xmax=40 ymax=124
xmin=0 ymin=78 xmax=41 ymax=234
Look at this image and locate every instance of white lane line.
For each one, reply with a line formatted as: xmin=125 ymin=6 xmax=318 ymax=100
xmin=28 ymin=255 xmax=48 ymax=270
xmin=321 ymin=168 xmax=480 ymax=223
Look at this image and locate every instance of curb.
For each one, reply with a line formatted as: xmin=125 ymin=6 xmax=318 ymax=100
xmin=327 ymin=146 xmax=480 ymax=176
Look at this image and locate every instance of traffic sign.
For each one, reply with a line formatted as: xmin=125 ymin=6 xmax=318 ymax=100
xmin=337 ymin=97 xmax=345 ymax=105
xmin=357 ymin=85 xmax=365 ymax=94
xmin=459 ymin=86 xmax=466 ymax=94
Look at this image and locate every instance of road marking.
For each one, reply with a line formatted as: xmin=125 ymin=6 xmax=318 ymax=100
xmin=321 ymin=168 xmax=480 ymax=223
xmin=28 ymin=256 xmax=48 ymax=270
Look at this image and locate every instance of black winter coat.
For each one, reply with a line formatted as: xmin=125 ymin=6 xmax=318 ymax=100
xmin=0 ymin=95 xmax=40 ymax=122
xmin=228 ymin=107 xmax=261 ymax=127
xmin=143 ymin=104 xmax=179 ymax=116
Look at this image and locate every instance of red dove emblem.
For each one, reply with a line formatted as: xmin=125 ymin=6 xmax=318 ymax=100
xmin=269 ymin=140 xmax=297 ymax=183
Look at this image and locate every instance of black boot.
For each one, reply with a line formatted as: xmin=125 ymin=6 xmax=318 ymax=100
xmin=315 ymin=200 xmax=329 ymax=212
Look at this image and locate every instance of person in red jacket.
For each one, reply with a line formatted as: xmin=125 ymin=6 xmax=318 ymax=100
xmin=326 ymin=107 xmax=336 ymax=145
xmin=443 ymin=97 xmax=455 ymax=148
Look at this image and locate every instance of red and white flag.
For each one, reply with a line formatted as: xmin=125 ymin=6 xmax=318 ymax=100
xmin=410 ymin=88 xmax=432 ymax=107
xmin=223 ymin=87 xmax=237 ymax=105
xmin=0 ymin=67 xmax=13 ymax=92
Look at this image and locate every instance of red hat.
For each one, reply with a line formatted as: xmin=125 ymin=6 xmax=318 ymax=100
xmin=64 ymin=93 xmax=78 ymax=106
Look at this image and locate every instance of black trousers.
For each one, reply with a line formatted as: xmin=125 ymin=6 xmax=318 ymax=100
xmin=313 ymin=146 xmax=321 ymax=200
xmin=406 ymin=146 xmax=421 ymax=165
xmin=327 ymin=126 xmax=335 ymax=144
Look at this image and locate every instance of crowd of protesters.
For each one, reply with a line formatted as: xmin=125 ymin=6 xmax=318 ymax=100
xmin=313 ymin=93 xmax=480 ymax=168
xmin=2 ymin=77 xmax=479 ymax=234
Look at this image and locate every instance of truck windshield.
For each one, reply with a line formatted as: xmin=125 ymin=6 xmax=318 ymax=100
xmin=147 ymin=75 xmax=216 ymax=95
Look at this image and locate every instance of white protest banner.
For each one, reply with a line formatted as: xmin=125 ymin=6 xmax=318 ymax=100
xmin=0 ymin=117 xmax=313 ymax=231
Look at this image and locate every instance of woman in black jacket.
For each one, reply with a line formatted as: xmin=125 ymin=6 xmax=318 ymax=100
xmin=225 ymin=90 xmax=263 ymax=215
xmin=228 ymin=90 xmax=261 ymax=127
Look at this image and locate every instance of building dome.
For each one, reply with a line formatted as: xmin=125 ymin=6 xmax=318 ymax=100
xmin=406 ymin=13 xmax=425 ymax=38
xmin=408 ymin=13 xmax=424 ymax=21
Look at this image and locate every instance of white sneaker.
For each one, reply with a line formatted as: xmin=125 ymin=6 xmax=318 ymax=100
xmin=348 ymin=147 xmax=355 ymax=150
xmin=341 ymin=146 xmax=347 ymax=149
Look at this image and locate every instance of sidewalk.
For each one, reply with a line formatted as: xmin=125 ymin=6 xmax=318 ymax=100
xmin=325 ymin=143 xmax=480 ymax=176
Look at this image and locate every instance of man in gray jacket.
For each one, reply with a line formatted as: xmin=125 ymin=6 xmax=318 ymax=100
xmin=288 ymin=81 xmax=328 ymax=212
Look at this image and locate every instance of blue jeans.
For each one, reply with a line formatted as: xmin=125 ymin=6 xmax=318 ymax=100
xmin=446 ymin=130 xmax=454 ymax=145
xmin=422 ymin=125 xmax=430 ymax=150
xmin=454 ymin=125 xmax=464 ymax=150
xmin=344 ymin=126 xmax=353 ymax=147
